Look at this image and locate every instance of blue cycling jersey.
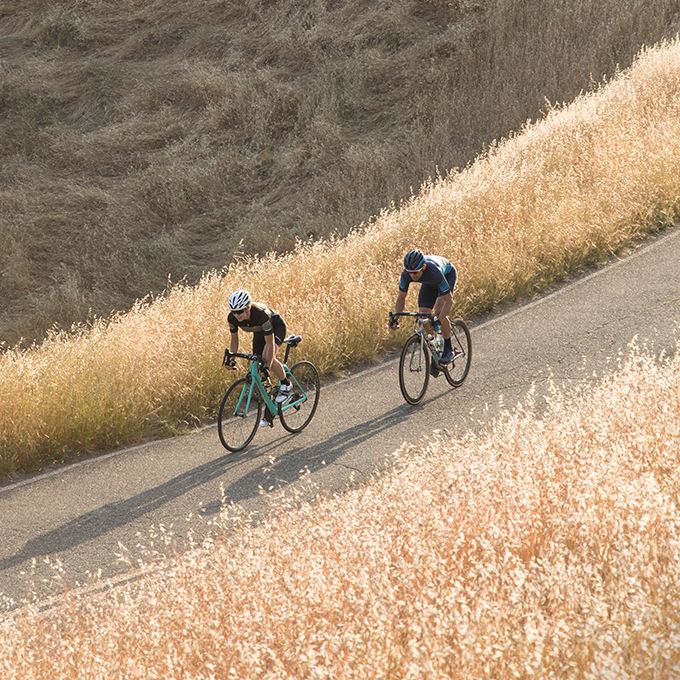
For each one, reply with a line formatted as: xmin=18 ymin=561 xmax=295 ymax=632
xmin=399 ymin=255 xmax=457 ymax=296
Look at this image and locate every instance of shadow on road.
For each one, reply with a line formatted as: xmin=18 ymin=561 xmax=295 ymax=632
xmin=202 ymin=401 xmax=418 ymax=513
xmin=0 ymin=448 xmax=255 ymax=574
xmin=0 ymin=393 xmax=449 ymax=574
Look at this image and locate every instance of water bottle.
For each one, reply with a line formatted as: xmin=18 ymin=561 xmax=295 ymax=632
xmin=428 ymin=333 xmax=443 ymax=358
xmin=429 ymin=334 xmax=443 ymax=377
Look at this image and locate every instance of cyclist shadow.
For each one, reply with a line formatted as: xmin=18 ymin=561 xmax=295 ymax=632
xmin=0 ymin=447 xmax=257 ymax=576
xmin=0 ymin=384 xmax=452 ymax=577
xmin=209 ymin=395 xmax=444 ymax=512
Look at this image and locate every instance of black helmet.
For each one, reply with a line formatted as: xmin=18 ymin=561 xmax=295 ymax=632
xmin=403 ymin=249 xmax=425 ymax=272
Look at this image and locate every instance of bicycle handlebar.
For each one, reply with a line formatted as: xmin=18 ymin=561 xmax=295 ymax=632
xmin=388 ymin=311 xmax=442 ymax=333
xmin=223 ymin=349 xmax=267 ymax=373
xmin=225 ymin=350 xmax=261 ymax=362
xmin=389 ymin=311 xmax=435 ymax=320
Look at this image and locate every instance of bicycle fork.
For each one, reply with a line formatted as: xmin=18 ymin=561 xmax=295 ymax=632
xmin=407 ymin=333 xmax=427 ymax=374
xmin=235 ymin=378 xmax=257 ymax=417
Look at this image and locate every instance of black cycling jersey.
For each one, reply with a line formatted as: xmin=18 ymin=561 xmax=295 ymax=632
xmin=228 ymin=302 xmax=281 ymax=335
xmin=228 ymin=302 xmax=287 ymax=354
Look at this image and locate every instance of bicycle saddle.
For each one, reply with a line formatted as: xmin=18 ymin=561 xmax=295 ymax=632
xmin=283 ymin=334 xmax=302 ymax=347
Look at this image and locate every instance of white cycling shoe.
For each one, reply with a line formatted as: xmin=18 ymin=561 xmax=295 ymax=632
xmin=275 ymin=383 xmax=292 ymax=403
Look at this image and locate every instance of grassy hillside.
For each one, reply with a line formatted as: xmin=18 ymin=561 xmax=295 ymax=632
xmin=1 ymin=0 xmax=680 ymax=345
xmin=3 ymin=341 xmax=678 ymax=676
xmin=1 ymin=37 xmax=680 ymax=478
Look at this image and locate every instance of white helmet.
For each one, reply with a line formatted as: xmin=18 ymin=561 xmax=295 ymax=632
xmin=228 ymin=289 xmax=251 ymax=312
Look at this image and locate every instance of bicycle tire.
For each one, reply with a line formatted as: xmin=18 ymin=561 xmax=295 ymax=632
xmin=217 ymin=378 xmax=263 ymax=452
xmin=443 ymin=319 xmax=472 ymax=387
xmin=278 ymin=361 xmax=321 ymax=433
xmin=399 ymin=333 xmax=430 ymax=404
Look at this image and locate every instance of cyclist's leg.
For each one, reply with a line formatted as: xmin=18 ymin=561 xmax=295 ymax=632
xmin=269 ymin=319 xmax=292 ymax=402
xmin=434 ymin=294 xmax=453 ymax=338
xmin=252 ymin=332 xmax=266 ymax=360
xmin=417 ymin=285 xmax=437 ymax=332
xmin=419 ymin=284 xmax=452 ymax=340
xmin=252 ymin=330 xmax=282 ymax=378
xmin=430 ymin=277 xmax=456 ymax=363
xmin=270 ymin=318 xmax=287 ymax=382
xmin=435 ymin=269 xmax=457 ymax=339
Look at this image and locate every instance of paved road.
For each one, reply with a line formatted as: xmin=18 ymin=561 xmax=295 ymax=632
xmin=1 ymin=227 xmax=679 ymax=608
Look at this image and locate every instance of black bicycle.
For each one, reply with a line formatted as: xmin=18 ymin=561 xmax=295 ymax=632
xmin=389 ymin=312 xmax=472 ymax=405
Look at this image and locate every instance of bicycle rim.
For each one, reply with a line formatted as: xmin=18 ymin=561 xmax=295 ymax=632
xmin=399 ymin=334 xmax=430 ymax=404
xmin=217 ymin=378 xmax=262 ymax=452
xmin=279 ymin=361 xmax=321 ymax=433
xmin=443 ymin=320 xmax=472 ymax=387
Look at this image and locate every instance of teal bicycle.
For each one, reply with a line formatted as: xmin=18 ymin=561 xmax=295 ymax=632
xmin=217 ymin=335 xmax=321 ymax=452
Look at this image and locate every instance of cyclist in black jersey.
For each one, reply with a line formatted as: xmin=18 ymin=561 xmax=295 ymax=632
xmin=389 ymin=249 xmax=458 ymax=364
xmin=224 ymin=289 xmax=291 ymax=420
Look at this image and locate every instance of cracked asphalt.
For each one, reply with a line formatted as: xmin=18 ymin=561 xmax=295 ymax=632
xmin=1 ymin=226 xmax=679 ymax=608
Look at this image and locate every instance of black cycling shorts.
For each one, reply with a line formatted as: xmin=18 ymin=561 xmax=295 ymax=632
xmin=252 ymin=316 xmax=286 ymax=356
xmin=418 ymin=269 xmax=457 ymax=309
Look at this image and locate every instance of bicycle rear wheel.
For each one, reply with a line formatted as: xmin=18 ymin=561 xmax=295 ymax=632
xmin=279 ymin=361 xmax=321 ymax=433
xmin=443 ymin=319 xmax=472 ymax=387
xmin=217 ymin=378 xmax=262 ymax=452
xmin=399 ymin=334 xmax=430 ymax=404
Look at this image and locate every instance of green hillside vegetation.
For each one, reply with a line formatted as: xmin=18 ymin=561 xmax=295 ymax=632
xmin=1 ymin=37 xmax=680 ymax=478
xmin=3 ymin=341 xmax=678 ymax=676
xmin=1 ymin=0 xmax=680 ymax=346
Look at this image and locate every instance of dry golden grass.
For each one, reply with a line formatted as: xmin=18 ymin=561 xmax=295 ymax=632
xmin=2 ymin=0 xmax=680 ymax=345
xmin=2 ymin=38 xmax=680 ymax=477
xmin=1 ymin=340 xmax=678 ymax=678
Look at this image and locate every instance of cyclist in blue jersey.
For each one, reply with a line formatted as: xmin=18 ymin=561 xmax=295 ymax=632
xmin=389 ymin=249 xmax=458 ymax=364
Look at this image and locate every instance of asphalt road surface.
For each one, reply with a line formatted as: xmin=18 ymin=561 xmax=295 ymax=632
xmin=1 ymin=227 xmax=679 ymax=609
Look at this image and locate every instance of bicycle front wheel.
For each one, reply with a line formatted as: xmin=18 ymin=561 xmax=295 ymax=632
xmin=443 ymin=319 xmax=472 ymax=387
xmin=279 ymin=361 xmax=321 ymax=433
xmin=217 ymin=378 xmax=262 ymax=452
xmin=399 ymin=334 xmax=430 ymax=404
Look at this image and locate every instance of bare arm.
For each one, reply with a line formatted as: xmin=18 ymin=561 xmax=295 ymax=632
xmin=394 ymin=289 xmax=407 ymax=314
xmin=229 ymin=331 xmax=239 ymax=354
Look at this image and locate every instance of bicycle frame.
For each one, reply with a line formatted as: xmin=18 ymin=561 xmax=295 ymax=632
xmin=391 ymin=312 xmax=442 ymax=366
xmin=230 ymin=354 xmax=309 ymax=419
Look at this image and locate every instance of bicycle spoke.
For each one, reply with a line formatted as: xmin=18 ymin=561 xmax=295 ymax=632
xmin=217 ymin=378 xmax=262 ymax=452
xmin=279 ymin=361 xmax=320 ymax=433
xmin=443 ymin=320 xmax=472 ymax=387
xmin=399 ymin=334 xmax=429 ymax=404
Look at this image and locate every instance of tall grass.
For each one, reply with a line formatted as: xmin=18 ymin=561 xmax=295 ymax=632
xmin=2 ymin=0 xmax=680 ymax=345
xmin=2 ymin=339 xmax=678 ymax=677
xmin=1 ymin=39 xmax=680 ymax=477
